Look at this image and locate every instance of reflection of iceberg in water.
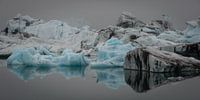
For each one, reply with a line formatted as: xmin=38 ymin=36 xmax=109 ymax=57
xmin=124 ymin=70 xmax=200 ymax=93
xmin=7 ymin=64 xmax=86 ymax=80
xmin=58 ymin=66 xmax=86 ymax=79
xmin=92 ymin=68 xmax=126 ymax=89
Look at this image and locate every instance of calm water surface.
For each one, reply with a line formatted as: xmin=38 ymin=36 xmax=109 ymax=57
xmin=1 ymin=60 xmax=200 ymax=100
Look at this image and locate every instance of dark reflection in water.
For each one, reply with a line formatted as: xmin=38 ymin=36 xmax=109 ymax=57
xmin=7 ymin=63 xmax=200 ymax=93
xmin=7 ymin=64 xmax=86 ymax=80
xmin=124 ymin=70 xmax=200 ymax=93
xmin=125 ymin=42 xmax=200 ymax=72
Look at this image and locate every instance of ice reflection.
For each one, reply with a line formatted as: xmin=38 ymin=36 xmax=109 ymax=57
xmin=7 ymin=64 xmax=126 ymax=90
xmin=7 ymin=64 xmax=86 ymax=80
xmin=124 ymin=70 xmax=200 ymax=93
xmin=92 ymin=68 xmax=126 ymax=89
xmin=7 ymin=64 xmax=200 ymax=92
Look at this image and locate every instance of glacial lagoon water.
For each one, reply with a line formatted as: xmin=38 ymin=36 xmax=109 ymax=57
xmin=1 ymin=60 xmax=200 ymax=100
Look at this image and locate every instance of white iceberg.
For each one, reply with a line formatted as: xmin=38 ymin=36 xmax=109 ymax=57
xmin=1 ymin=14 xmax=98 ymax=56
xmin=157 ymin=31 xmax=183 ymax=43
xmin=24 ymin=20 xmax=79 ymax=39
xmin=91 ymin=38 xmax=134 ymax=67
xmin=5 ymin=14 xmax=43 ymax=34
xmin=25 ymin=20 xmax=97 ymax=51
xmin=134 ymin=35 xmax=177 ymax=47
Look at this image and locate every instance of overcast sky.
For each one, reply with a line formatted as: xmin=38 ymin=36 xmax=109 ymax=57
xmin=0 ymin=0 xmax=200 ymax=30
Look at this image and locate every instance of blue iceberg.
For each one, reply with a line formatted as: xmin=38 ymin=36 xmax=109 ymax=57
xmin=7 ymin=47 xmax=89 ymax=67
xmin=91 ymin=38 xmax=134 ymax=68
xmin=181 ymin=18 xmax=200 ymax=43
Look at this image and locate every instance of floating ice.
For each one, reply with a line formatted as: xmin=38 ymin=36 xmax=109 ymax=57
xmin=141 ymin=27 xmax=160 ymax=35
xmin=1 ymin=14 xmax=97 ymax=55
xmin=91 ymin=38 xmax=134 ymax=67
xmin=7 ymin=47 xmax=89 ymax=67
xmin=134 ymin=35 xmax=177 ymax=47
xmin=157 ymin=31 xmax=183 ymax=43
xmin=116 ymin=12 xmax=145 ymax=28
xmin=181 ymin=19 xmax=200 ymax=43
xmin=24 ymin=20 xmax=79 ymax=39
xmin=5 ymin=14 xmax=44 ymax=34
xmin=25 ymin=21 xmax=97 ymax=51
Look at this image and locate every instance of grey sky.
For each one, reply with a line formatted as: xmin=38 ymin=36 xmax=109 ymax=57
xmin=0 ymin=0 xmax=200 ymax=30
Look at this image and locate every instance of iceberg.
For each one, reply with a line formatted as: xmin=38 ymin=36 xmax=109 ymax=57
xmin=120 ymin=28 xmax=149 ymax=43
xmin=2 ymin=13 xmax=200 ymax=74
xmin=55 ymin=49 xmax=89 ymax=67
xmin=133 ymin=35 xmax=177 ymax=47
xmin=25 ymin=20 xmax=97 ymax=51
xmin=7 ymin=47 xmax=89 ymax=67
xmin=94 ymin=26 xmax=123 ymax=46
xmin=181 ymin=18 xmax=200 ymax=43
xmin=157 ymin=31 xmax=183 ymax=43
xmin=1 ymin=14 xmax=97 ymax=56
xmin=24 ymin=20 xmax=79 ymax=39
xmin=145 ymin=18 xmax=174 ymax=34
xmin=116 ymin=12 xmax=146 ymax=28
xmin=124 ymin=43 xmax=200 ymax=72
xmin=4 ymin=14 xmax=44 ymax=34
xmin=141 ymin=27 xmax=161 ymax=35
xmin=91 ymin=38 xmax=134 ymax=67
xmin=62 ymin=25 xmax=97 ymax=51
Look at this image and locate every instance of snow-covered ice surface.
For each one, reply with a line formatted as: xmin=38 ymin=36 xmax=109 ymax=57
xmin=5 ymin=14 xmax=44 ymax=34
xmin=157 ymin=31 xmax=183 ymax=43
xmin=133 ymin=35 xmax=177 ymax=47
xmin=24 ymin=20 xmax=79 ymax=39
